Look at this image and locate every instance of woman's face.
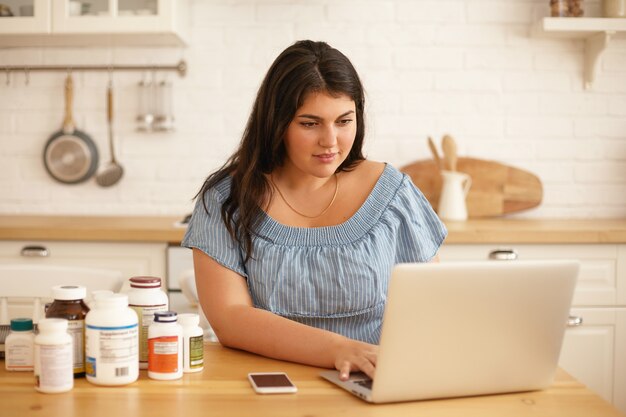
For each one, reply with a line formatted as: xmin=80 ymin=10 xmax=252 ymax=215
xmin=281 ymin=91 xmax=357 ymax=179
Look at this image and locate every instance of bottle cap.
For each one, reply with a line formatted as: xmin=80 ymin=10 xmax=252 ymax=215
xmin=37 ymin=318 xmax=69 ymax=333
xmin=91 ymin=290 xmax=114 ymax=301
xmin=10 ymin=318 xmax=33 ymax=331
xmin=95 ymin=293 xmax=129 ymax=309
xmin=154 ymin=311 xmax=177 ymax=323
xmin=129 ymin=276 xmax=162 ymax=289
xmin=177 ymin=313 xmax=200 ymax=327
xmin=52 ymin=285 xmax=87 ymax=300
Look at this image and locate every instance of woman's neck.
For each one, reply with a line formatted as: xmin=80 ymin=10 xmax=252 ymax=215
xmin=270 ymin=166 xmax=336 ymax=194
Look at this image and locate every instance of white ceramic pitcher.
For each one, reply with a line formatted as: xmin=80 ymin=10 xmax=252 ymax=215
xmin=438 ymin=170 xmax=472 ymax=221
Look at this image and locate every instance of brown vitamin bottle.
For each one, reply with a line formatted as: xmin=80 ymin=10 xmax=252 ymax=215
xmin=45 ymin=285 xmax=90 ymax=378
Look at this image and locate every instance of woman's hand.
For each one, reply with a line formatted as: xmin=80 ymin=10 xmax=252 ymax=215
xmin=333 ymin=337 xmax=378 ymax=381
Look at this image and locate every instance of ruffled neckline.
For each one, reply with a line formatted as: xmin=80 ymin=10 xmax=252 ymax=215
xmin=253 ymin=163 xmax=404 ymax=246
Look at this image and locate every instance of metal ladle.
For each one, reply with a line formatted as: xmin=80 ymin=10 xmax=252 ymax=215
xmin=96 ymin=79 xmax=124 ymax=187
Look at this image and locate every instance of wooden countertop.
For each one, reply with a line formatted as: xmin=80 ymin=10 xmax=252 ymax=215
xmin=443 ymin=218 xmax=626 ymax=244
xmin=0 ymin=215 xmax=625 ymax=244
xmin=0 ymin=215 xmax=184 ymax=244
xmin=2 ymin=343 xmax=624 ymax=417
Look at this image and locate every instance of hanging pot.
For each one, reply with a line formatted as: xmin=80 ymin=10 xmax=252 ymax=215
xmin=43 ymin=74 xmax=99 ymax=184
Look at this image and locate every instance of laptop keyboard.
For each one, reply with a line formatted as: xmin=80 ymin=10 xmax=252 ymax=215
xmin=353 ymin=379 xmax=373 ymax=390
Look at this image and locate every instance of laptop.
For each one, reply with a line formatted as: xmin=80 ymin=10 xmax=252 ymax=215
xmin=320 ymin=260 xmax=579 ymax=403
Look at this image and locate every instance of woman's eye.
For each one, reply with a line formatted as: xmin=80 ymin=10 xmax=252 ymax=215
xmin=337 ymin=119 xmax=353 ymax=126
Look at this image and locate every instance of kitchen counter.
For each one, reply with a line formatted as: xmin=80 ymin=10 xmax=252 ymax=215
xmin=1 ymin=343 xmax=624 ymax=417
xmin=0 ymin=215 xmax=625 ymax=244
xmin=0 ymin=215 xmax=184 ymax=244
xmin=443 ymin=218 xmax=626 ymax=243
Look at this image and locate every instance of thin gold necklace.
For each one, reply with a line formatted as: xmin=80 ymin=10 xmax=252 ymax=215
xmin=271 ymin=174 xmax=339 ymax=219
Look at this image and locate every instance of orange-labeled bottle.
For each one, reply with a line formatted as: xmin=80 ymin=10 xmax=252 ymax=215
xmin=148 ymin=311 xmax=182 ymax=381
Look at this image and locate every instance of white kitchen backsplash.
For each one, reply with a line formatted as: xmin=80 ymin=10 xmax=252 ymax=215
xmin=0 ymin=0 xmax=625 ymax=217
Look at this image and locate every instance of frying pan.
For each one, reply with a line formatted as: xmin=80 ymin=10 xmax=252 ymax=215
xmin=43 ymin=74 xmax=98 ymax=184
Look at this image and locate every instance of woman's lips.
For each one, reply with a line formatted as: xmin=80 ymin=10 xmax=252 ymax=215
xmin=314 ymin=153 xmax=337 ymax=163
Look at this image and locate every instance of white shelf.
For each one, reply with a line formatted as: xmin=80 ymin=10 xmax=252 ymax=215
xmin=535 ymin=17 xmax=626 ymax=36
xmin=532 ymin=17 xmax=626 ymax=89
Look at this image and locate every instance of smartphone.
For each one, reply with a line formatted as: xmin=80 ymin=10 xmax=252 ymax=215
xmin=248 ymin=372 xmax=298 ymax=394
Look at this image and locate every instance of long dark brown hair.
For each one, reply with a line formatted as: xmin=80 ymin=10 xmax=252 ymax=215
xmin=197 ymin=40 xmax=366 ymax=260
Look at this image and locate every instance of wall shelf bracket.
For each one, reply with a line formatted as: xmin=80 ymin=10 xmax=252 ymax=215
xmin=584 ymin=31 xmax=614 ymax=90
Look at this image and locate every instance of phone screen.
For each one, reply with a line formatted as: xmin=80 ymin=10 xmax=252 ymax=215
xmin=249 ymin=373 xmax=294 ymax=388
xmin=248 ymin=372 xmax=297 ymax=394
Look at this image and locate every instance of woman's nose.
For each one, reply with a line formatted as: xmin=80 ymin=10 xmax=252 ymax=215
xmin=318 ymin=125 xmax=337 ymax=148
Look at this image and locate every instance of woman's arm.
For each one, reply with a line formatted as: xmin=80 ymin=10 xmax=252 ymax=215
xmin=192 ymin=248 xmax=377 ymax=380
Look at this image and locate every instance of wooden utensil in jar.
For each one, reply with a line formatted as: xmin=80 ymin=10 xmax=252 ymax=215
xmin=441 ymin=134 xmax=457 ymax=171
xmin=427 ymin=136 xmax=442 ymax=170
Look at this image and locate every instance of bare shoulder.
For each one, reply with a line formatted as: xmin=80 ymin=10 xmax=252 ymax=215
xmin=340 ymin=160 xmax=386 ymax=191
xmin=344 ymin=160 xmax=385 ymax=181
xmin=328 ymin=160 xmax=386 ymax=224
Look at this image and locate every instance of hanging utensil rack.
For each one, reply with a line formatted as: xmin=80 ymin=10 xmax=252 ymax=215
xmin=4 ymin=59 xmax=187 ymax=79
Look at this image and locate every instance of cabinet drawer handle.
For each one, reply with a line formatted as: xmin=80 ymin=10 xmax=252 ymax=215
xmin=488 ymin=249 xmax=518 ymax=261
xmin=567 ymin=316 xmax=583 ymax=327
xmin=20 ymin=245 xmax=49 ymax=257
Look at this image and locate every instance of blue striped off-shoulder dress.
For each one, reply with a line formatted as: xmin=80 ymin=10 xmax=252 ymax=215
xmin=182 ymin=163 xmax=447 ymax=344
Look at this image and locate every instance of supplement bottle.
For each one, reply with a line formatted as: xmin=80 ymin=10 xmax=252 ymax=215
xmin=148 ymin=311 xmax=182 ymax=380
xmin=128 ymin=276 xmax=169 ymax=369
xmin=34 ymin=318 xmax=73 ymax=393
xmin=45 ymin=285 xmax=89 ymax=378
xmin=5 ymin=318 xmax=35 ymax=371
xmin=85 ymin=293 xmax=139 ymax=385
xmin=178 ymin=313 xmax=204 ymax=373
xmin=87 ymin=290 xmax=114 ymax=308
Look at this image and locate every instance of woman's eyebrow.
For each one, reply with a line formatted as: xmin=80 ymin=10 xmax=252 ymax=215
xmin=296 ymin=110 xmax=355 ymax=120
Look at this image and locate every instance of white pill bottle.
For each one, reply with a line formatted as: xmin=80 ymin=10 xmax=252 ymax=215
xmin=34 ymin=318 xmax=73 ymax=393
xmin=128 ymin=276 xmax=169 ymax=369
xmin=148 ymin=311 xmax=182 ymax=380
xmin=85 ymin=293 xmax=139 ymax=386
xmin=178 ymin=313 xmax=204 ymax=373
xmin=5 ymin=318 xmax=35 ymax=371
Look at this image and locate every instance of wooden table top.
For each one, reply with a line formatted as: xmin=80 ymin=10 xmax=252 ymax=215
xmin=2 ymin=343 xmax=624 ymax=417
xmin=1 ymin=215 xmax=625 ymax=244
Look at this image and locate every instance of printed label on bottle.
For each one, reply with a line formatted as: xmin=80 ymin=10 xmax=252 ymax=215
xmin=35 ymin=342 xmax=73 ymax=390
xmin=6 ymin=340 xmax=34 ymax=370
xmin=148 ymin=336 xmax=179 ymax=373
xmin=67 ymin=319 xmax=85 ymax=375
xmin=189 ymin=335 xmax=204 ymax=368
xmin=130 ymin=305 xmax=167 ymax=366
xmin=85 ymin=323 xmax=139 ymax=379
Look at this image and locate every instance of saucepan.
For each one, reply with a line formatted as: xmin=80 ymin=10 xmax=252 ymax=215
xmin=43 ymin=74 xmax=99 ymax=184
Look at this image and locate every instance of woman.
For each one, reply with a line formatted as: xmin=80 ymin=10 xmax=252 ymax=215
xmin=182 ymin=40 xmax=446 ymax=380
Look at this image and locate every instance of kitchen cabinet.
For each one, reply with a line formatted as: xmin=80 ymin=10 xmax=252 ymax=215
xmin=0 ymin=0 xmax=50 ymax=33
xmin=560 ymin=307 xmax=626 ymax=413
xmin=532 ymin=17 xmax=626 ymax=89
xmin=0 ymin=0 xmax=188 ymax=46
xmin=0 ymin=240 xmax=167 ymax=283
xmin=0 ymin=239 xmax=167 ymax=325
xmin=438 ymin=243 xmax=626 ymax=414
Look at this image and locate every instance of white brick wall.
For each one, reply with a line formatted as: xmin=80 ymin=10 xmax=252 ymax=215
xmin=0 ymin=0 xmax=624 ymax=218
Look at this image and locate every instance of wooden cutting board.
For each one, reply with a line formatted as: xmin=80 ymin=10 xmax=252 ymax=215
xmin=400 ymin=157 xmax=543 ymax=218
